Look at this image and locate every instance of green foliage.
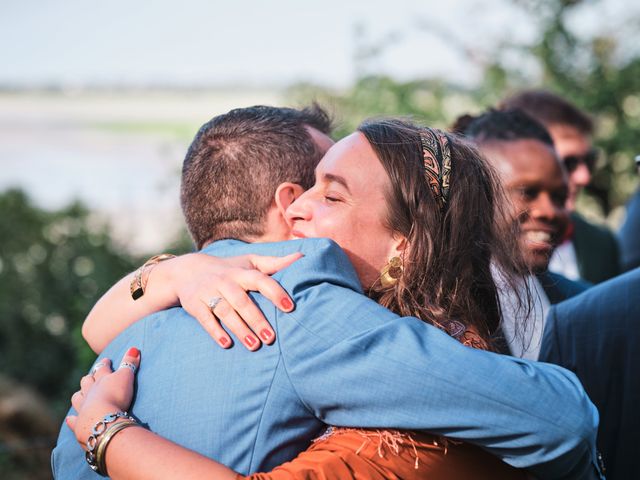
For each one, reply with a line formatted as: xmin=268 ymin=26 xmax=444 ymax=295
xmin=288 ymin=77 xmax=459 ymax=139
xmin=0 ymin=189 xmax=138 ymax=415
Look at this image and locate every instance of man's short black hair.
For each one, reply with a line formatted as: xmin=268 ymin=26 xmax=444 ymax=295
xmin=455 ymin=108 xmax=555 ymax=147
xmin=181 ymin=104 xmax=333 ymax=248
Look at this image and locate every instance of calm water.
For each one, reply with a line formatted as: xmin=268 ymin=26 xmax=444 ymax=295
xmin=0 ymin=90 xmax=282 ymax=253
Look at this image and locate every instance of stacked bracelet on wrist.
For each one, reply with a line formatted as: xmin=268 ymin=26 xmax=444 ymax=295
xmin=130 ymin=253 xmax=176 ymax=300
xmin=85 ymin=411 xmax=140 ymax=476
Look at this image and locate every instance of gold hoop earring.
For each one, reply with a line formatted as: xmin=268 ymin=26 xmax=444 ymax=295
xmin=380 ymin=256 xmax=403 ymax=288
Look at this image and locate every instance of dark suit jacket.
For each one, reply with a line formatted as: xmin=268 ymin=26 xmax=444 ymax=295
xmin=618 ymin=188 xmax=640 ymax=271
xmin=540 ymin=268 xmax=640 ymax=480
xmin=572 ymin=212 xmax=621 ymax=284
xmin=494 ymin=271 xmax=588 ymax=360
xmin=536 ymin=270 xmax=591 ymax=305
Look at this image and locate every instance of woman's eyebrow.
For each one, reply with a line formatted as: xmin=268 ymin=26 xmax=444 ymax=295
xmin=323 ymin=173 xmax=351 ymax=193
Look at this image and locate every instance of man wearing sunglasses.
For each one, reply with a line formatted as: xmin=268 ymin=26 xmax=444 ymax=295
xmin=501 ymin=90 xmax=621 ymax=284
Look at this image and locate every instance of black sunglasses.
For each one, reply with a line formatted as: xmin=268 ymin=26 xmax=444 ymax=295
xmin=562 ymin=149 xmax=598 ymax=173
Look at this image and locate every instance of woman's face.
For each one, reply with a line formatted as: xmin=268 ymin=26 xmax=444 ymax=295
xmin=286 ymin=132 xmax=403 ymax=288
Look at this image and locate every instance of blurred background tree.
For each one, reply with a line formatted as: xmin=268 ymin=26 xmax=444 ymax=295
xmin=501 ymin=0 xmax=640 ymax=216
xmin=0 ymin=189 xmax=138 ymax=478
xmin=0 ymin=188 xmax=192 ymax=478
xmin=289 ymin=0 xmax=640 ymax=218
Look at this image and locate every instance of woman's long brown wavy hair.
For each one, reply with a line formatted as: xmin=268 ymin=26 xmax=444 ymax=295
xmin=358 ymin=118 xmax=530 ymax=347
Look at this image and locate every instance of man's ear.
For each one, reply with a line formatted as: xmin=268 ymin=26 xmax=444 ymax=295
xmin=275 ymin=182 xmax=305 ymax=216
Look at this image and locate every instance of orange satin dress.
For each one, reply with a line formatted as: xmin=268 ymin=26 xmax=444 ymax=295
xmin=238 ymin=427 xmax=527 ymax=480
xmin=237 ymin=326 xmax=527 ymax=480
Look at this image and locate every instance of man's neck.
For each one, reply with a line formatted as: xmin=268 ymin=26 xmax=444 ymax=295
xmin=201 ymin=233 xmax=286 ymax=249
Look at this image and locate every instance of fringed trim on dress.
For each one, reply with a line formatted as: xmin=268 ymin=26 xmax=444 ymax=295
xmin=314 ymin=427 xmax=461 ymax=470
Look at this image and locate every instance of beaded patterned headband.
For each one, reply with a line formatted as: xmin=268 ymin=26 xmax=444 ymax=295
xmin=419 ymin=128 xmax=452 ymax=209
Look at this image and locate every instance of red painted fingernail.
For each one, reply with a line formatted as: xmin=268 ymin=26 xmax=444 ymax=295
xmin=260 ymin=329 xmax=273 ymax=342
xmin=126 ymin=347 xmax=140 ymax=359
xmin=280 ymin=298 xmax=293 ymax=311
xmin=219 ymin=337 xmax=230 ymax=347
xmin=244 ymin=335 xmax=258 ymax=348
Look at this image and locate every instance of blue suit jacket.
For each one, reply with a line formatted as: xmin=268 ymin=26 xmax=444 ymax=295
xmin=53 ymin=238 xmax=600 ymax=479
xmin=540 ymin=268 xmax=640 ymax=480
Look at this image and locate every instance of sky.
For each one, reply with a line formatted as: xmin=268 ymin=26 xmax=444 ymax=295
xmin=3 ymin=0 xmax=638 ymax=90
xmin=1 ymin=0 xmax=540 ymax=89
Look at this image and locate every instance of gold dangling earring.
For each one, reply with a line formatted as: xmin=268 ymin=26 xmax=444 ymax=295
xmin=380 ymin=256 xmax=403 ymax=288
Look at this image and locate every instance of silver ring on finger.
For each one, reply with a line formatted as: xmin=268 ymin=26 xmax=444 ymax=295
xmin=90 ymin=360 xmax=107 ymax=377
xmin=207 ymin=296 xmax=223 ymax=313
xmin=119 ymin=361 xmax=137 ymax=374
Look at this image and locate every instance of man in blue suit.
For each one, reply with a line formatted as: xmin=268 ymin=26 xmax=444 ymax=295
xmin=53 ymin=105 xmax=600 ymax=479
xmin=540 ymin=268 xmax=640 ymax=479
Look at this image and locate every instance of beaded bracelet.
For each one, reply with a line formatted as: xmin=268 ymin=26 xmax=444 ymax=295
xmin=130 ymin=253 xmax=176 ymax=300
xmin=85 ymin=411 xmax=138 ymax=475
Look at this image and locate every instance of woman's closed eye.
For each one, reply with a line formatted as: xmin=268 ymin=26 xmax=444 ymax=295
xmin=324 ymin=194 xmax=343 ymax=203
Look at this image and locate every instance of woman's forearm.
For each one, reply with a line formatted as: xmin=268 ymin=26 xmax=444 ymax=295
xmin=106 ymin=426 xmax=308 ymax=480
xmin=82 ymin=261 xmax=179 ymax=353
xmin=82 ymin=251 xmax=299 ymax=353
xmin=104 ymin=425 xmax=238 ymax=480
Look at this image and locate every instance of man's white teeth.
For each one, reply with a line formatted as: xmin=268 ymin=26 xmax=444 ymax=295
xmin=525 ymin=231 xmax=551 ymax=243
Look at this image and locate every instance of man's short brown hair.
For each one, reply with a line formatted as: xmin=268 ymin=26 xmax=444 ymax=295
xmin=500 ymin=90 xmax=594 ymax=135
xmin=181 ymin=104 xmax=332 ymax=249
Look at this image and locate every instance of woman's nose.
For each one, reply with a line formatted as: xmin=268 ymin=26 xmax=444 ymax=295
xmin=285 ymin=192 xmax=312 ymax=222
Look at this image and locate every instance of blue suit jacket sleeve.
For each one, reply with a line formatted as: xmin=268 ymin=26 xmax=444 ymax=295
xmin=274 ymin=239 xmax=600 ymax=479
